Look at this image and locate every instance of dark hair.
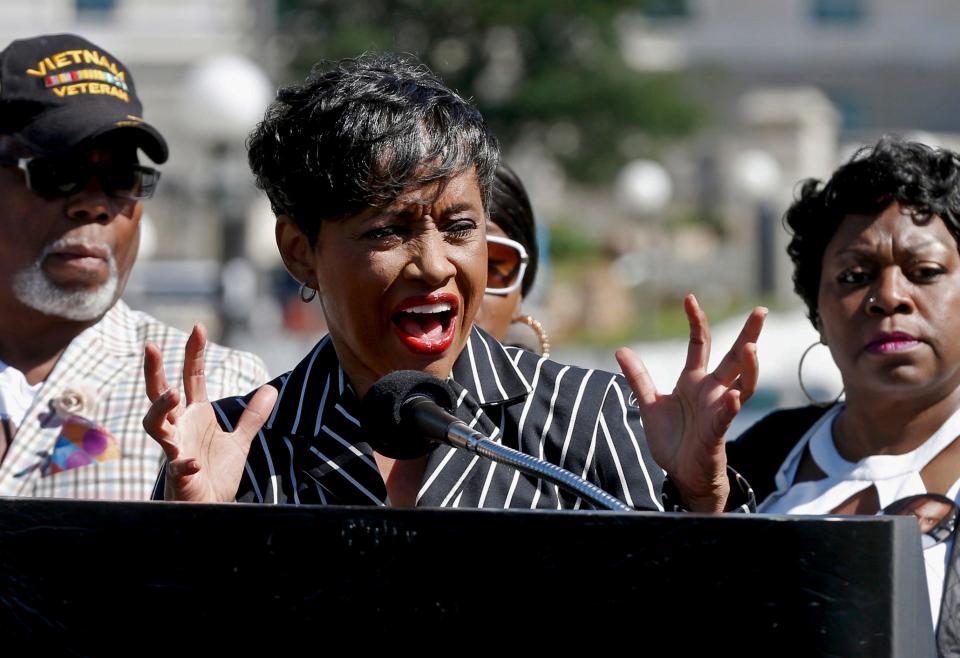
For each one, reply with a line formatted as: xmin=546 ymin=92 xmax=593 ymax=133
xmin=490 ymin=163 xmax=539 ymax=297
xmin=247 ymin=52 xmax=500 ymax=244
xmin=785 ymin=136 xmax=960 ymax=329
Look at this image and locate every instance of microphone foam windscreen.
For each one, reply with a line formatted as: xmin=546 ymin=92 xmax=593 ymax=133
xmin=360 ymin=370 xmax=456 ymax=459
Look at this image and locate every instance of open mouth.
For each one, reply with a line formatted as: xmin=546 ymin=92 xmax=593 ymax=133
xmin=391 ymin=294 xmax=459 ymax=355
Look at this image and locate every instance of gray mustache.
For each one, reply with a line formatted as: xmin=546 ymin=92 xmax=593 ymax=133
xmin=39 ymin=237 xmax=114 ymax=262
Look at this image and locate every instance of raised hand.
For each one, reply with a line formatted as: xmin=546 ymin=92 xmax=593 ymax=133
xmin=616 ymin=294 xmax=766 ymax=513
xmin=143 ymin=324 xmax=277 ymax=502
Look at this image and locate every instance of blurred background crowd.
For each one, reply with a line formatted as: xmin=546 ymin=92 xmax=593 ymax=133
xmin=5 ymin=0 xmax=958 ymax=435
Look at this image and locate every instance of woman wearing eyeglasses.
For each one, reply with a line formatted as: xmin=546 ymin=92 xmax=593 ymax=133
xmin=474 ymin=163 xmax=549 ymax=356
xmin=143 ymin=52 xmax=765 ymax=515
xmin=726 ymin=137 xmax=960 ymax=629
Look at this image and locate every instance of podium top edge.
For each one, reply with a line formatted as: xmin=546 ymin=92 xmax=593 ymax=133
xmin=0 ymin=495 xmax=913 ymax=528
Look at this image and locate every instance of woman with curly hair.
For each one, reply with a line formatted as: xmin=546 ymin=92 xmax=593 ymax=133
xmin=727 ymin=136 xmax=960 ymax=628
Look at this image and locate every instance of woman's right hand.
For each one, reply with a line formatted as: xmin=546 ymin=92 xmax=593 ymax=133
xmin=142 ymin=324 xmax=278 ymax=502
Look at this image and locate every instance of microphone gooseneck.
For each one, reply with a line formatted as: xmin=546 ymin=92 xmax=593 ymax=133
xmin=361 ymin=371 xmax=636 ymax=512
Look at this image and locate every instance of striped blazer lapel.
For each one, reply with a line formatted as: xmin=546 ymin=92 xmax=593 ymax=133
xmin=264 ymin=336 xmax=387 ymax=506
xmin=417 ymin=327 xmax=532 ymax=507
xmin=0 ymin=304 xmax=140 ymax=495
xmin=416 ymin=383 xmax=506 ymax=507
xmin=454 ymin=326 xmax=531 ymax=406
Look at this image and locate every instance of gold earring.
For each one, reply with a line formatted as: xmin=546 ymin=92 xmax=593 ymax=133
xmin=511 ymin=314 xmax=550 ymax=357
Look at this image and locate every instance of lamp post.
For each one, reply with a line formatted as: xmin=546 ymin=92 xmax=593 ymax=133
xmin=181 ymin=55 xmax=273 ymax=345
xmin=732 ymin=149 xmax=782 ymax=298
xmin=616 ymin=159 xmax=673 ymax=336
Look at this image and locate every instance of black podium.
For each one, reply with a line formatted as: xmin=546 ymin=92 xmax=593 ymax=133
xmin=0 ymin=498 xmax=934 ymax=655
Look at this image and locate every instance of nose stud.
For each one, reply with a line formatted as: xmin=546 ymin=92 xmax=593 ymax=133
xmin=867 ymin=296 xmax=877 ymax=305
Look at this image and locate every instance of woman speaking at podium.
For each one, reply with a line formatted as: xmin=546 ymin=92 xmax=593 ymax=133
xmin=143 ymin=53 xmax=764 ymax=514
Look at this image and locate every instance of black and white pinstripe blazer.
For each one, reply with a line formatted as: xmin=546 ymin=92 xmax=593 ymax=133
xmin=169 ymin=327 xmax=735 ymax=511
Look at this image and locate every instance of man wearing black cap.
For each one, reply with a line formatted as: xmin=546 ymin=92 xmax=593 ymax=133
xmin=0 ymin=33 xmax=268 ymax=499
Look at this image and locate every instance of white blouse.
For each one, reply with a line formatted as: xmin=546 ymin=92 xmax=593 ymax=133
xmin=760 ymin=403 xmax=960 ymax=624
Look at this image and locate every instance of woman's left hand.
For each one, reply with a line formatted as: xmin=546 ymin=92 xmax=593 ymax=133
xmin=616 ymin=294 xmax=766 ymax=513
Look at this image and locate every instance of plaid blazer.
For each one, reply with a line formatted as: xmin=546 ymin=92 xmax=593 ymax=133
xmin=0 ymin=300 xmax=268 ymax=500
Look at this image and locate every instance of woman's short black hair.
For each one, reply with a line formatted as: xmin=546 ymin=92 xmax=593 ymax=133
xmin=785 ymin=135 xmax=960 ymax=329
xmin=247 ymin=52 xmax=500 ymax=244
xmin=490 ymin=163 xmax=538 ymax=297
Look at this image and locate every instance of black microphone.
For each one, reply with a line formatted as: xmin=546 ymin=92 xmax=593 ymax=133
xmin=360 ymin=370 xmax=456 ymax=459
xmin=361 ymin=370 xmax=634 ymax=512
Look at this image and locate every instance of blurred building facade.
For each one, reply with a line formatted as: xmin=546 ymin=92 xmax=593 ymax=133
xmin=624 ymin=0 xmax=960 ymax=136
xmin=608 ymin=0 xmax=960 ymax=309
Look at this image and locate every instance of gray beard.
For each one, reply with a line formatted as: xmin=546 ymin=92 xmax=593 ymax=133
xmin=12 ymin=238 xmax=119 ymax=322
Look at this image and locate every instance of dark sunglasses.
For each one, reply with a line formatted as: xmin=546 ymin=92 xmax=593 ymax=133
xmin=485 ymin=235 xmax=529 ymax=296
xmin=881 ymin=493 xmax=959 ymax=549
xmin=0 ymin=154 xmax=160 ymax=200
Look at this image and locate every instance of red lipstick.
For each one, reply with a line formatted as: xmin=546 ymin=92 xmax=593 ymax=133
xmin=391 ymin=292 xmax=459 ymax=354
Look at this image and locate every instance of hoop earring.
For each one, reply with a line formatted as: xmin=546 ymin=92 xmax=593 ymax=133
xmin=299 ymin=282 xmax=317 ymax=303
xmin=511 ymin=314 xmax=550 ymax=358
xmin=798 ymin=341 xmax=843 ymax=408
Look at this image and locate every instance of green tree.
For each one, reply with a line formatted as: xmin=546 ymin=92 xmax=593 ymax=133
xmin=274 ymin=0 xmax=700 ymax=183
